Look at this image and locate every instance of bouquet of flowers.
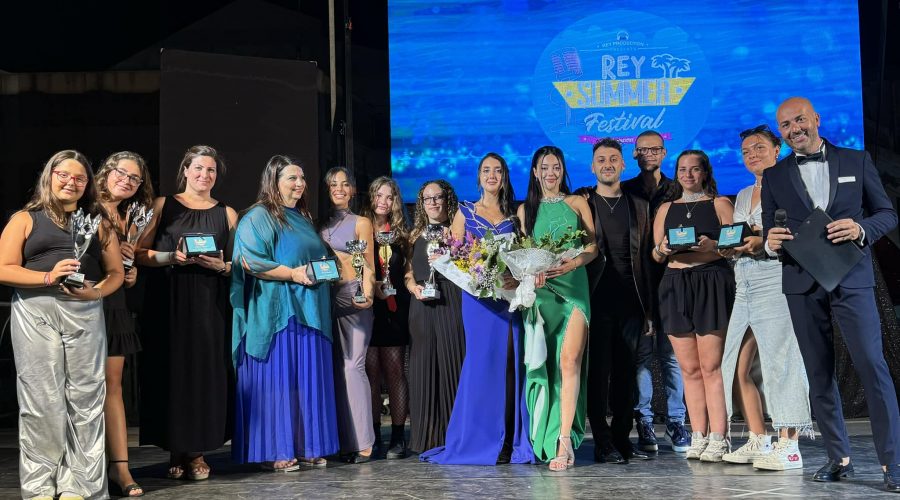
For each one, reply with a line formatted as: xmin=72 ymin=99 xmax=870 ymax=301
xmin=500 ymin=227 xmax=586 ymax=312
xmin=432 ymin=230 xmax=517 ymax=301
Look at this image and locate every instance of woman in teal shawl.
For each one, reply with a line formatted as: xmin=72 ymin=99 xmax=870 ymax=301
xmin=231 ymin=155 xmax=339 ymax=470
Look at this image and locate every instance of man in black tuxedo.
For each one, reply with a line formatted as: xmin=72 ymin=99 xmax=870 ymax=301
xmin=763 ymin=97 xmax=900 ymax=491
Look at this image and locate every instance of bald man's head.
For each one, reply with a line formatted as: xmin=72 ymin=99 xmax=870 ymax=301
xmin=776 ymin=97 xmax=822 ymax=155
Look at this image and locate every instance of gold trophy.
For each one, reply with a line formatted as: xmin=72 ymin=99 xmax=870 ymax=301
xmin=375 ymin=230 xmax=398 ymax=296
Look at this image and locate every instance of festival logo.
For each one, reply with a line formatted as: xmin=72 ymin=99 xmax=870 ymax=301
xmin=532 ymin=10 xmax=713 ymax=164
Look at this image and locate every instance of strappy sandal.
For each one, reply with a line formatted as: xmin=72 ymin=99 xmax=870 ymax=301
xmin=108 ymin=459 xmax=145 ymax=497
xmin=166 ymin=463 xmax=184 ymax=480
xmin=261 ymin=459 xmax=300 ymax=472
xmin=185 ymin=455 xmax=211 ymax=481
xmin=549 ymin=436 xmax=575 ymax=472
xmin=299 ymin=457 xmax=327 ymax=467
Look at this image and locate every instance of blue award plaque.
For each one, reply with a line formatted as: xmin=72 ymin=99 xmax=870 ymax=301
xmin=667 ymin=226 xmax=697 ymax=250
xmin=717 ymin=222 xmax=755 ymax=249
xmin=182 ymin=233 xmax=219 ymax=257
xmin=307 ymin=257 xmax=341 ymax=283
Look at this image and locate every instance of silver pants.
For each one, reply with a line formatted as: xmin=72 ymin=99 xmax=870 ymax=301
xmin=11 ymin=289 xmax=108 ymax=500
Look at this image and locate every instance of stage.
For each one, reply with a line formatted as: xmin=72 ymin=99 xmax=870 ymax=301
xmin=0 ymin=420 xmax=890 ymax=499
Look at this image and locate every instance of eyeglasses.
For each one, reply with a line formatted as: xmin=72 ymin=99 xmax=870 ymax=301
xmin=52 ymin=170 xmax=89 ymax=186
xmin=112 ymin=167 xmax=143 ymax=186
xmin=635 ymin=146 xmax=664 ymax=156
xmin=422 ymin=194 xmax=446 ymax=205
xmin=739 ymin=124 xmax=772 ymax=139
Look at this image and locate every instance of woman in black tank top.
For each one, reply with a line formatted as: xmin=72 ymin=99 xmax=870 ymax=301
xmin=96 ymin=151 xmax=155 ymax=497
xmin=650 ymin=150 xmax=736 ymax=462
xmin=0 ymin=150 xmax=124 ymax=499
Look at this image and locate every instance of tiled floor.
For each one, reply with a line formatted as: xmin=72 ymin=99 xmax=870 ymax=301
xmin=0 ymin=420 xmax=894 ymax=499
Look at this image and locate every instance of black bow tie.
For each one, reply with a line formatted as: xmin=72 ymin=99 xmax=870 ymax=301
xmin=796 ymin=152 xmax=824 ymax=165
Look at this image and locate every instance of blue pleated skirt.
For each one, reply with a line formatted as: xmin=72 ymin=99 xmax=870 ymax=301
xmin=232 ymin=317 xmax=340 ymax=462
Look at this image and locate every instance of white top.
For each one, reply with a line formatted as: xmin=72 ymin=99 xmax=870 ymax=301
xmin=734 ymin=184 xmax=761 ymax=227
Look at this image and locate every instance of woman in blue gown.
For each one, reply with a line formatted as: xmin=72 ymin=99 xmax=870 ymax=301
xmin=231 ymin=155 xmax=339 ymax=470
xmin=421 ymin=153 xmax=536 ymax=465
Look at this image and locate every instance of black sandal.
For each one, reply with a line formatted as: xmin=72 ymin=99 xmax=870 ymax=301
xmin=108 ymin=460 xmax=145 ymax=497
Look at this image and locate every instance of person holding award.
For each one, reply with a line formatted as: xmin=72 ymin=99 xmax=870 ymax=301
xmin=421 ymin=153 xmax=536 ymax=465
xmin=717 ymin=126 xmax=812 ymax=470
xmin=318 ymin=166 xmax=377 ymax=464
xmin=651 ymin=150 xmax=734 ymax=462
xmin=135 ymin=145 xmax=237 ymax=481
xmin=0 ymin=150 xmax=124 ymax=500
xmin=404 ymin=180 xmax=466 ymax=454
xmin=516 ymin=146 xmax=598 ymax=471
xmin=95 ymin=151 xmax=155 ymax=497
xmin=231 ymin=155 xmax=340 ymax=471
xmin=763 ymin=97 xmax=900 ymax=491
xmin=361 ymin=176 xmax=412 ymax=459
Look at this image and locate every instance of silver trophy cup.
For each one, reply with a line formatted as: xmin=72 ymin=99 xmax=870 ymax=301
xmin=375 ymin=230 xmax=398 ymax=296
xmin=346 ymin=239 xmax=369 ymax=304
xmin=123 ymin=202 xmax=153 ymax=271
xmin=64 ymin=208 xmax=101 ymax=288
xmin=421 ymin=224 xmax=445 ymax=299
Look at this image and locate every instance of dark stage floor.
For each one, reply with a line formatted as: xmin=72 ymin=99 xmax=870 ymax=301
xmin=0 ymin=420 xmax=893 ymax=499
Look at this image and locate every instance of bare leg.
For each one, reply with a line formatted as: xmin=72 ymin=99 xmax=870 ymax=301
xmin=733 ymin=330 xmax=766 ymax=435
xmin=105 ymin=356 xmax=142 ymax=496
xmin=696 ymin=330 xmax=727 ymax=436
xmin=555 ymin=308 xmax=588 ymax=467
xmin=669 ymin=333 xmax=707 ymax=435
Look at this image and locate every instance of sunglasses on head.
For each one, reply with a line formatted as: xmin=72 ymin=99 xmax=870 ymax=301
xmin=739 ymin=124 xmax=772 ymax=139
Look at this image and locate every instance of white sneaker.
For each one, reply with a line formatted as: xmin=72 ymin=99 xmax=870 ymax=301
xmin=685 ymin=432 xmax=708 ymax=460
xmin=753 ymin=438 xmax=803 ymax=470
xmin=700 ymin=433 xmax=730 ymax=462
xmin=723 ymin=432 xmax=773 ymax=464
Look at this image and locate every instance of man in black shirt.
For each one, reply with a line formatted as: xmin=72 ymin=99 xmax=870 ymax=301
xmin=621 ymin=131 xmax=691 ymax=454
xmin=583 ymin=137 xmax=656 ymax=463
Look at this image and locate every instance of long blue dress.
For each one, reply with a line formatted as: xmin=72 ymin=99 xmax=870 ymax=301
xmin=231 ymin=205 xmax=340 ymax=462
xmin=420 ymin=201 xmax=536 ymax=465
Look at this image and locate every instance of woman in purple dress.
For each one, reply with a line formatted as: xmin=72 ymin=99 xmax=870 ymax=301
xmin=421 ymin=153 xmax=535 ymax=465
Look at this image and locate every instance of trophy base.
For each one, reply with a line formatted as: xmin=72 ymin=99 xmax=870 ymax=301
xmin=421 ymin=286 xmax=440 ymax=299
xmin=352 ymin=295 xmax=369 ymax=304
xmin=64 ymin=273 xmax=86 ymax=289
xmin=123 ymin=258 xmax=134 ymax=272
xmin=381 ymin=286 xmax=397 ymax=297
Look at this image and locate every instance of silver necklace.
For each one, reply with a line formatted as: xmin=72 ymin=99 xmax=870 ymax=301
xmin=599 ymin=194 xmax=623 ymax=214
xmin=541 ymin=194 xmax=566 ymax=203
xmin=681 ymin=191 xmax=707 ymax=202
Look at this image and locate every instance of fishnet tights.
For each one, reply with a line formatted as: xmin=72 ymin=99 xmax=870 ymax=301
xmin=366 ymin=346 xmax=409 ymax=426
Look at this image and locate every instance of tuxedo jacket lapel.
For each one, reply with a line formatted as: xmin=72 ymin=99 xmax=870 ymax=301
xmin=788 ymin=154 xmax=814 ymax=211
xmin=825 ymin=141 xmax=840 ymax=212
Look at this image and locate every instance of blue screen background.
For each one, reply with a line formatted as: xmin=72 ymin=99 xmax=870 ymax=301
xmin=388 ymin=1 xmax=863 ymax=201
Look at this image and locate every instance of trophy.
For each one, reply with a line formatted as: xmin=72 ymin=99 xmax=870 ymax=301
xmin=421 ymin=224 xmax=445 ymax=299
xmin=346 ymin=239 xmax=369 ymax=304
xmin=122 ymin=202 xmax=153 ymax=271
xmin=64 ymin=208 xmax=101 ymax=288
xmin=375 ymin=230 xmax=398 ymax=296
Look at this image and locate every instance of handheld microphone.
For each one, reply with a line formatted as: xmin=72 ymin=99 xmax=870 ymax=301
xmin=774 ymin=209 xmax=787 ymax=228
xmin=773 ymin=209 xmax=787 ymax=261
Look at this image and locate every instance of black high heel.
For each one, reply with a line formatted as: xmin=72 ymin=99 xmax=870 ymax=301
xmin=108 ymin=459 xmax=144 ymax=497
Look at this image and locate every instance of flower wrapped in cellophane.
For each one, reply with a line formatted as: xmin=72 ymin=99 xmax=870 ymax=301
xmin=432 ymin=230 xmax=517 ymax=301
xmin=499 ymin=227 xmax=586 ymax=312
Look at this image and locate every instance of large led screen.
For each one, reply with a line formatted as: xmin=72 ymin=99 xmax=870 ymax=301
xmin=388 ymin=1 xmax=864 ymax=201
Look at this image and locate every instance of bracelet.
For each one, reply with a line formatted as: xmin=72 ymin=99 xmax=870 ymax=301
xmin=96 ymin=289 xmax=102 ymax=301
xmin=43 ymin=272 xmax=52 ymax=287
xmin=653 ymin=244 xmax=666 ymax=258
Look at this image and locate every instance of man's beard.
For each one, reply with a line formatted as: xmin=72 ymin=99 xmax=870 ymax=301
xmin=599 ymin=178 xmax=619 ymax=187
xmin=637 ymin=161 xmax=660 ymax=172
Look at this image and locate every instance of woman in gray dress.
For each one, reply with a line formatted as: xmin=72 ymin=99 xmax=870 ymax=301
xmin=319 ymin=166 xmax=376 ymax=463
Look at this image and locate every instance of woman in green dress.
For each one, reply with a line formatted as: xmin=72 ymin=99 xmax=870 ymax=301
xmin=516 ymin=145 xmax=598 ymax=471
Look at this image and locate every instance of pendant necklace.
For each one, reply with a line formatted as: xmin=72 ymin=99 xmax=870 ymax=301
xmin=681 ymin=191 xmax=707 ymax=219
xmin=599 ymin=194 xmax=623 ymax=214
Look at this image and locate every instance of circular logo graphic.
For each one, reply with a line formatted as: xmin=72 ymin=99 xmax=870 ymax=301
xmin=532 ymin=10 xmax=713 ymax=169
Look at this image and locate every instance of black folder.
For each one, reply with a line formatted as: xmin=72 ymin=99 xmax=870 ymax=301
xmin=781 ymin=208 xmax=865 ymax=292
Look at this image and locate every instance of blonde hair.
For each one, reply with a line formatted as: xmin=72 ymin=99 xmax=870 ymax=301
xmin=361 ymin=176 xmax=410 ymax=244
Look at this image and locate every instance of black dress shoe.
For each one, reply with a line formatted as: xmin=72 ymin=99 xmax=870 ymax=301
xmin=594 ymin=439 xmax=625 ymax=464
xmin=622 ymin=444 xmax=655 ymax=461
xmin=885 ymin=464 xmax=900 ymax=492
xmin=813 ymin=459 xmax=854 ymax=482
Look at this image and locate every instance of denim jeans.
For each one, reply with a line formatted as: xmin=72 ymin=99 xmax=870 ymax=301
xmin=635 ymin=329 xmax=685 ymax=424
xmin=722 ymin=257 xmax=812 ymax=435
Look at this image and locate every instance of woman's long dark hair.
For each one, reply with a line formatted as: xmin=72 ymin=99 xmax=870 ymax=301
xmin=670 ymin=149 xmax=718 ymax=201
xmin=523 ymin=146 xmax=571 ymax=236
xmin=409 ymin=179 xmax=459 ymax=243
xmin=248 ymin=155 xmax=311 ymax=225
xmin=477 ymin=152 xmax=517 ymax=219
xmin=96 ymin=151 xmax=156 ymax=239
